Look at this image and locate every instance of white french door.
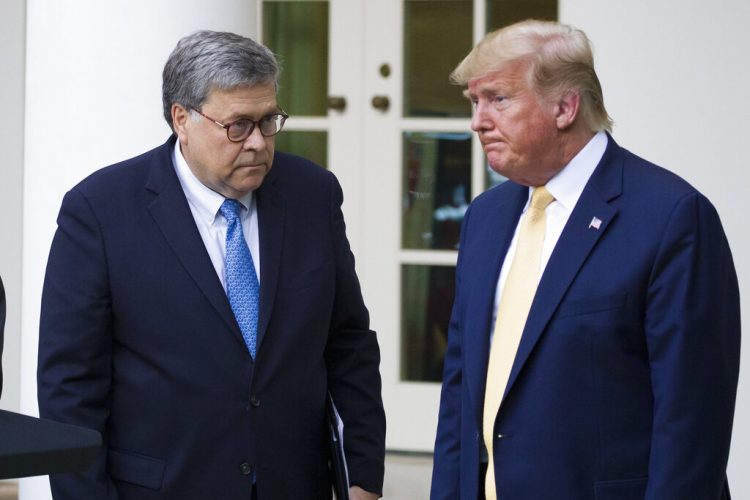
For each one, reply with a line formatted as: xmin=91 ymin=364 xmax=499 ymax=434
xmin=259 ymin=0 xmax=557 ymax=451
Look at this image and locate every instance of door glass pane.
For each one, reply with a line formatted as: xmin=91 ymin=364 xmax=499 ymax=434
xmin=276 ymin=131 xmax=328 ymax=169
xmin=402 ymin=132 xmax=471 ymax=250
xmin=403 ymin=0 xmax=473 ymax=118
xmin=263 ymin=1 xmax=329 ymax=116
xmin=487 ymin=0 xmax=558 ymax=30
xmin=401 ymin=264 xmax=455 ymax=382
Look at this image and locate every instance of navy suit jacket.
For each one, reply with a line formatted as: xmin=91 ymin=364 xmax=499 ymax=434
xmin=431 ymin=136 xmax=740 ymax=500
xmin=0 ymin=275 xmax=5 ymax=395
xmin=38 ymin=136 xmax=385 ymax=499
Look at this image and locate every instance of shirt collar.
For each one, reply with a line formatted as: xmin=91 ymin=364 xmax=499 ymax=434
xmin=172 ymin=142 xmax=254 ymax=224
xmin=528 ymin=131 xmax=608 ymax=212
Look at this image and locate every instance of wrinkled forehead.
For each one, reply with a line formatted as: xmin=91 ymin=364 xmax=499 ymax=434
xmin=463 ymin=59 xmax=533 ymax=99
xmin=201 ymin=84 xmax=280 ymax=117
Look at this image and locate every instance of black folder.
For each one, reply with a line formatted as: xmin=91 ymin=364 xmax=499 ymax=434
xmin=326 ymin=392 xmax=349 ymax=500
xmin=0 ymin=410 xmax=101 ymax=479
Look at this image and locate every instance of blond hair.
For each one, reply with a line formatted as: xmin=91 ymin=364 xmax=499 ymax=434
xmin=452 ymin=20 xmax=613 ymax=132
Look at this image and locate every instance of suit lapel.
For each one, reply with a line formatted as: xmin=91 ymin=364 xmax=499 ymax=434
xmin=145 ymin=137 xmax=245 ymax=346
xmin=465 ymin=184 xmax=528 ymax=426
xmin=500 ymin=138 xmax=624 ymax=405
xmin=255 ymin=169 xmax=284 ymax=351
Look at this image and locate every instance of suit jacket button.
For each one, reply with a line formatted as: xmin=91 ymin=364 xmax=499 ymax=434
xmin=239 ymin=462 xmax=252 ymax=475
xmin=250 ymin=396 xmax=261 ymax=408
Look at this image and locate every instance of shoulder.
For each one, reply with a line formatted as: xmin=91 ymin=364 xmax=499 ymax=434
xmin=266 ymin=150 xmax=339 ymax=195
xmin=73 ymin=138 xmax=173 ymax=197
xmin=619 ymin=146 xmax=698 ymax=199
xmin=605 ymin=140 xmax=721 ymax=230
xmin=271 ymin=150 xmax=334 ymax=183
xmin=591 ymin=136 xmax=701 ymax=208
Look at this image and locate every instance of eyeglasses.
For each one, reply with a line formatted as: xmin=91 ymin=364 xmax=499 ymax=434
xmin=191 ymin=107 xmax=288 ymax=142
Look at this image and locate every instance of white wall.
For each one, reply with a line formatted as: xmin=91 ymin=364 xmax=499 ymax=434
xmin=0 ymin=0 xmax=26 ymax=415
xmin=562 ymin=0 xmax=750 ymax=496
xmin=20 ymin=1 xmax=258 ymax=498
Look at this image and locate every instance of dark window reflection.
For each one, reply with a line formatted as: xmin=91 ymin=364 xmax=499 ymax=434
xmin=402 ymin=132 xmax=471 ymax=250
xmin=401 ymin=264 xmax=456 ymax=382
xmin=276 ymin=131 xmax=328 ymax=169
xmin=487 ymin=0 xmax=558 ymax=31
xmin=263 ymin=1 xmax=329 ymax=116
xmin=404 ymin=0 xmax=473 ymax=117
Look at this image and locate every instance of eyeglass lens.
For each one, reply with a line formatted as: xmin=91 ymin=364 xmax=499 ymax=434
xmin=228 ymin=114 xmax=285 ymax=141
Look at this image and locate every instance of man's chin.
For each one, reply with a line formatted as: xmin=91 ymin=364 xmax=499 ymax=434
xmin=487 ymin=158 xmax=509 ymax=177
xmin=237 ymin=164 xmax=268 ymax=175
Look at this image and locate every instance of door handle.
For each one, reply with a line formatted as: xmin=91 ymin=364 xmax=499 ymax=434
xmin=327 ymin=96 xmax=347 ymax=112
xmin=371 ymin=95 xmax=390 ymax=112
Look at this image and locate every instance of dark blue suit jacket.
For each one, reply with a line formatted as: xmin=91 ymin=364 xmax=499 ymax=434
xmin=38 ymin=136 xmax=385 ymax=499
xmin=431 ymin=136 xmax=740 ymax=500
xmin=0 ymin=275 xmax=5 ymax=395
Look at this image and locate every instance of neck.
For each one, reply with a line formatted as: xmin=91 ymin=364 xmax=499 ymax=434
xmin=560 ymin=126 xmax=597 ymax=165
xmin=526 ymin=128 xmax=597 ymax=187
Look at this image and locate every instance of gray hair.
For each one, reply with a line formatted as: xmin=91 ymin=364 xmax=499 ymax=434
xmin=162 ymin=30 xmax=279 ymax=130
xmin=451 ymin=20 xmax=613 ymax=132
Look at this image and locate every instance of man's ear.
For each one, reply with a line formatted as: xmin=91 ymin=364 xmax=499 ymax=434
xmin=171 ymin=104 xmax=191 ymax=140
xmin=554 ymin=91 xmax=581 ymax=130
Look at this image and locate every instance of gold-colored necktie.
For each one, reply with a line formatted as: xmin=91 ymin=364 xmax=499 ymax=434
xmin=483 ymin=186 xmax=555 ymax=500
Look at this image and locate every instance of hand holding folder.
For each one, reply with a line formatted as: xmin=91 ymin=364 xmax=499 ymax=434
xmin=327 ymin=392 xmax=349 ymax=500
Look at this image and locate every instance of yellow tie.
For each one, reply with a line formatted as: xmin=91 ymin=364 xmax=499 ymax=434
xmin=483 ymin=186 xmax=555 ymax=500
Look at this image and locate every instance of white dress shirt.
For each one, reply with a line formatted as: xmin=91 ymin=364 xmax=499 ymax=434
xmin=490 ymin=131 xmax=608 ymax=335
xmin=172 ymin=143 xmax=261 ymax=290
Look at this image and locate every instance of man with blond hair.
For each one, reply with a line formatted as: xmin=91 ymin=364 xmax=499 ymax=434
xmin=431 ymin=20 xmax=739 ymax=500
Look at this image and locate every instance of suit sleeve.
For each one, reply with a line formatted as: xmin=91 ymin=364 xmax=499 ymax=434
xmin=644 ymin=191 xmax=740 ymax=499
xmin=323 ymin=175 xmax=386 ymax=495
xmin=430 ymin=204 xmax=472 ymax=500
xmin=38 ymin=187 xmax=119 ymax=499
xmin=1 ymin=275 xmax=5 ymax=395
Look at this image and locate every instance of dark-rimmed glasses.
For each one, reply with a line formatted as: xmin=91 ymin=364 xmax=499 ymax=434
xmin=191 ymin=107 xmax=288 ymax=142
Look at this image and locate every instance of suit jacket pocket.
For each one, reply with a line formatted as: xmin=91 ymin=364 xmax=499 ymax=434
xmin=108 ymin=448 xmax=166 ymax=491
xmin=594 ymin=477 xmax=647 ymax=499
xmin=556 ymin=293 xmax=627 ymax=319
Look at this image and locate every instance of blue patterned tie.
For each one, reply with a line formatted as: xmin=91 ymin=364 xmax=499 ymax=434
xmin=219 ymin=199 xmax=259 ymax=359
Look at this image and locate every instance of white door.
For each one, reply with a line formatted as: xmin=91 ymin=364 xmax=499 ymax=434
xmin=260 ymin=0 xmax=558 ymax=452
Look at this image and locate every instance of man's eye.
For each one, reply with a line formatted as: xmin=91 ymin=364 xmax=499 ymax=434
xmin=494 ymin=96 xmax=506 ymax=103
xmin=232 ymin=119 xmax=252 ymax=130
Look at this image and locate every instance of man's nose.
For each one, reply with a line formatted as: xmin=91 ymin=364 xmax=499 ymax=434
xmin=242 ymin=125 xmax=266 ymax=150
xmin=471 ymin=102 xmax=494 ymax=132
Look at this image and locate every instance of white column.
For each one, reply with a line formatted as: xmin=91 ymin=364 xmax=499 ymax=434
xmin=21 ymin=1 xmax=258 ymax=498
xmin=0 ymin=0 xmax=25 ymax=415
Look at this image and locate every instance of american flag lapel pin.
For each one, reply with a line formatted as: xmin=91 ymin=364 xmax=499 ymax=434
xmin=588 ymin=216 xmax=602 ymax=230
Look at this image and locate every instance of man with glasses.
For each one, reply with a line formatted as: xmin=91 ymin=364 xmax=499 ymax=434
xmin=38 ymin=31 xmax=385 ymax=500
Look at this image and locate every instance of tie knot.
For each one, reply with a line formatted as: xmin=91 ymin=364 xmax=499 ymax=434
xmin=219 ymin=199 xmax=243 ymax=223
xmin=530 ymin=186 xmax=554 ymax=211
